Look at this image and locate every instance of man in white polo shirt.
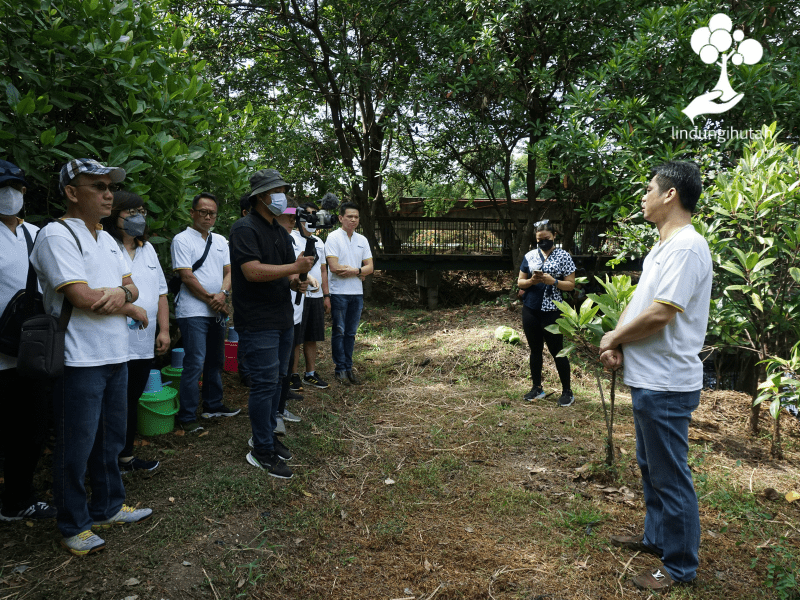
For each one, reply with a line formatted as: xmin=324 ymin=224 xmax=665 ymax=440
xmin=30 ymin=158 xmax=153 ymax=555
xmin=600 ymin=161 xmax=712 ymax=592
xmin=0 ymin=160 xmax=57 ymax=523
xmin=325 ymin=202 xmax=373 ymax=385
xmin=171 ymin=192 xmax=238 ymax=432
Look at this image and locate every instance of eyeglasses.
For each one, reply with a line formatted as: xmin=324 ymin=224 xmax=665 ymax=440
xmin=534 ymin=219 xmax=550 ymax=227
xmin=123 ymin=208 xmax=147 ymax=217
xmin=0 ymin=166 xmax=24 ymax=177
xmin=193 ymin=209 xmax=218 ymax=218
xmin=71 ymin=182 xmax=120 ymax=193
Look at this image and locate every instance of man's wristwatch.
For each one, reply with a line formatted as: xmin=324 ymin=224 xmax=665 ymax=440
xmin=119 ymin=285 xmax=133 ymax=303
xmin=323 ymin=294 xmax=331 ymax=298
xmin=222 ymin=290 xmax=230 ymax=298
xmin=358 ymin=267 xmax=362 ymax=276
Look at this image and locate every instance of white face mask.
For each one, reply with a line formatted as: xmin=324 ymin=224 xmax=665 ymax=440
xmin=302 ymin=221 xmax=317 ymax=233
xmin=0 ymin=186 xmax=23 ymax=216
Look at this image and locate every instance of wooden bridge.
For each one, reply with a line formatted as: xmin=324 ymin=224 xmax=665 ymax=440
xmin=342 ymin=216 xmax=631 ymax=308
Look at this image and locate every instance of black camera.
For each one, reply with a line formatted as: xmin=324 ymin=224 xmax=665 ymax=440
xmin=295 ymin=192 xmax=339 ymax=232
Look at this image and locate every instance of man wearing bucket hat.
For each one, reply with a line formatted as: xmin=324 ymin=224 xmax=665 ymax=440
xmin=229 ymin=169 xmax=314 ymax=479
xmin=30 ymin=158 xmax=153 ymax=556
xmin=0 ymin=160 xmax=57 ymax=523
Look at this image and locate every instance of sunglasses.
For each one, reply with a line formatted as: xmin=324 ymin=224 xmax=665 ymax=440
xmin=534 ymin=219 xmax=550 ymax=227
xmin=71 ymin=182 xmax=120 ymax=193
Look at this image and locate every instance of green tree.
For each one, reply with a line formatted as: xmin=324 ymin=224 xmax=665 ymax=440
xmin=185 ymin=0 xmax=430 ymax=251
xmin=411 ymin=0 xmax=662 ymax=267
xmin=547 ymin=275 xmax=635 ymax=467
xmin=702 ymin=123 xmax=800 ymax=457
xmin=0 ymin=0 xmax=248 ymax=248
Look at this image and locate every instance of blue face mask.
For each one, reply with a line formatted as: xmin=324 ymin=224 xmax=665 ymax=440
xmin=264 ymin=192 xmax=287 ymax=216
xmin=122 ymin=214 xmax=146 ymax=237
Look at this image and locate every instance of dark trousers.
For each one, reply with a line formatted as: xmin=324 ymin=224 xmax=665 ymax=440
xmin=122 ymin=359 xmax=153 ymax=457
xmin=521 ymin=306 xmax=571 ymax=392
xmin=0 ymin=368 xmax=49 ymax=513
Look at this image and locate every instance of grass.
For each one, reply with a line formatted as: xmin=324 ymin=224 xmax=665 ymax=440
xmin=2 ymin=303 xmax=799 ymax=599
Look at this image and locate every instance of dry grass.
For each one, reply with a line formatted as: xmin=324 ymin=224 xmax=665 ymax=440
xmin=1 ymin=303 xmax=799 ymax=600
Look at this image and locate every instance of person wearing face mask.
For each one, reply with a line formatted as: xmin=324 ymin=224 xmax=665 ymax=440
xmin=0 ymin=160 xmax=58 ymax=523
xmin=100 ymin=191 xmax=170 ymax=473
xmin=291 ymin=201 xmax=330 ymax=391
xmin=517 ymin=221 xmax=576 ymax=407
xmin=170 ymin=192 xmax=238 ymax=433
xmin=229 ymin=169 xmax=313 ymax=479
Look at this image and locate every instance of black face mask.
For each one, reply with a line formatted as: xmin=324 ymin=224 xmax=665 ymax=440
xmin=537 ymin=239 xmax=554 ymax=251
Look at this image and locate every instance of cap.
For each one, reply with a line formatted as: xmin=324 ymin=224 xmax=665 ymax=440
xmin=0 ymin=160 xmax=26 ymax=187
xmin=59 ymin=158 xmax=126 ymax=193
xmin=249 ymin=169 xmax=289 ymax=197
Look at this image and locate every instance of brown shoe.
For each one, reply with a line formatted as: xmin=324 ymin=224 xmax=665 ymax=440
xmin=610 ymin=533 xmax=662 ymax=557
xmin=632 ymin=567 xmax=675 ymax=592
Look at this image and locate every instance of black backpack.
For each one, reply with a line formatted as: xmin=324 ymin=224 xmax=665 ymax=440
xmin=167 ymin=233 xmax=213 ymax=296
xmin=0 ymin=224 xmax=43 ymax=356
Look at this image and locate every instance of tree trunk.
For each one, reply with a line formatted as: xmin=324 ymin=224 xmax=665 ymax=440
xmin=771 ymin=410 xmax=783 ymax=460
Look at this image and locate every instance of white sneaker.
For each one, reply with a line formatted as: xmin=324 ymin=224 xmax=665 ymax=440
xmin=61 ymin=530 xmax=105 ymax=556
xmin=280 ymin=409 xmax=301 ymax=423
xmin=92 ymin=505 xmax=153 ymax=530
xmin=274 ymin=416 xmax=286 ymax=435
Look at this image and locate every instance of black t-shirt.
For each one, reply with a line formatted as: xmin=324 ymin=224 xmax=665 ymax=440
xmin=229 ymin=211 xmax=295 ymax=331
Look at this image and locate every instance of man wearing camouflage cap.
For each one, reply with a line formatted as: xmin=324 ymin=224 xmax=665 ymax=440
xmin=30 ymin=158 xmax=153 ymax=555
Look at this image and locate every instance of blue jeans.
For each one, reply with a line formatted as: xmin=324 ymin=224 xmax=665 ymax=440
xmin=330 ymin=294 xmax=363 ymax=373
xmin=631 ymin=387 xmax=701 ymax=582
xmin=53 ymin=363 xmax=128 ymax=537
xmin=177 ymin=317 xmax=225 ymax=424
xmin=239 ymin=328 xmax=293 ymax=456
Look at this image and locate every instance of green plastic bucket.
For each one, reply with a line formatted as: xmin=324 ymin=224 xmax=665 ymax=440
xmin=161 ymin=366 xmax=183 ymax=396
xmin=137 ymin=387 xmax=179 ymax=436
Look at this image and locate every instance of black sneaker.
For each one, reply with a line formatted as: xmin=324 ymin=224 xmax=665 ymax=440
xmin=302 ymin=372 xmax=329 ymax=389
xmin=201 ymin=404 xmax=241 ymax=419
xmin=558 ymin=391 xmax=575 ymax=407
xmin=0 ymin=501 xmax=57 ymax=521
xmin=289 ymin=373 xmax=303 ymax=392
xmin=346 ymin=370 xmax=362 ymax=385
xmin=118 ymin=457 xmax=160 ymax=474
xmin=335 ymin=371 xmax=351 ymax=386
xmin=273 ymin=436 xmax=293 ymax=461
xmin=180 ymin=421 xmax=204 ymax=433
xmin=246 ymin=451 xmax=293 ymax=479
xmin=523 ymin=386 xmax=546 ymax=401
xmin=287 ymin=389 xmax=303 ymax=401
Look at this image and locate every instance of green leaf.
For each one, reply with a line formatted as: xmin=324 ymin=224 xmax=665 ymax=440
xmin=107 ymin=146 xmax=130 ymax=167
xmin=769 ymin=398 xmax=781 ymax=420
xmin=171 ymin=28 xmax=184 ymax=52
xmin=751 ymin=293 xmax=763 ymax=312
xmin=790 ymin=267 xmax=800 ymax=284
xmin=556 ymin=344 xmax=575 ymax=358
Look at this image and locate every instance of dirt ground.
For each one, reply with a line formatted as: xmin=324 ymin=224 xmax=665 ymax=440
xmin=1 ymin=271 xmax=799 ymax=600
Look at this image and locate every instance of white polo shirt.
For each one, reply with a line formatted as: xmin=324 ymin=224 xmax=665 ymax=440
xmin=170 ymin=227 xmax=230 ymax=319
xmin=291 ymin=229 xmax=327 ymax=300
xmin=0 ymin=219 xmax=39 ymax=371
xmin=621 ymin=225 xmax=713 ymax=392
xmin=325 ymin=227 xmax=372 ymax=295
xmin=30 ymin=218 xmax=130 ymax=367
xmin=121 ymin=241 xmax=168 ymax=360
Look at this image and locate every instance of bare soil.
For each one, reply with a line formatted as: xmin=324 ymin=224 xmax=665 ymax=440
xmin=2 ymin=276 xmax=799 ymax=600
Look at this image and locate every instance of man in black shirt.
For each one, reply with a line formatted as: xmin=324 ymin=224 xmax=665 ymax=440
xmin=229 ymin=169 xmax=313 ymax=479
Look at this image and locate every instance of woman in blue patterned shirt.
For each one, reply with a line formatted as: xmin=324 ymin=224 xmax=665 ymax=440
xmin=517 ymin=221 xmax=577 ymax=407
